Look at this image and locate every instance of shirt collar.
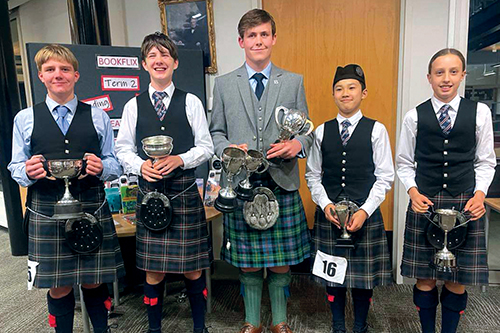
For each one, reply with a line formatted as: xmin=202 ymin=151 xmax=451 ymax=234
xmin=46 ymin=95 xmax=78 ymax=114
xmin=148 ymin=82 xmax=175 ymax=99
xmin=337 ymin=110 xmax=363 ymax=126
xmin=431 ymin=94 xmax=461 ymax=113
xmin=245 ymin=62 xmax=272 ymax=80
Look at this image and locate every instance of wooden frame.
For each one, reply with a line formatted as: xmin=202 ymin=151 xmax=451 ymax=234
xmin=159 ymin=0 xmax=217 ymax=74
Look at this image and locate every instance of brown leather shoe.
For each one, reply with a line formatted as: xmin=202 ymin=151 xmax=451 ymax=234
xmin=270 ymin=322 xmax=293 ymax=333
xmin=239 ymin=323 xmax=263 ymax=333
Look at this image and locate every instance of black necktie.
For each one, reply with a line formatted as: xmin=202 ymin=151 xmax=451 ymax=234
xmin=252 ymin=73 xmax=265 ymax=100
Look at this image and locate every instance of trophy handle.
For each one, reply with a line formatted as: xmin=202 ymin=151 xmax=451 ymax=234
xmin=42 ymin=156 xmax=56 ymax=180
xmin=423 ymin=208 xmax=441 ymax=228
xmin=78 ymin=158 xmax=88 ymax=179
xmin=255 ymin=159 xmax=269 ymax=174
xmin=301 ymin=119 xmax=315 ymax=136
xmin=453 ymin=211 xmax=473 ymax=229
xmin=275 ymin=106 xmax=289 ymax=126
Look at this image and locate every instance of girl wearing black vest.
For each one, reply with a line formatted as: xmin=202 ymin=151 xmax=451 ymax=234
xmin=115 ymin=33 xmax=214 ymax=333
xmin=306 ymin=64 xmax=393 ymax=333
xmin=8 ymin=45 xmax=124 ymax=332
xmin=396 ymin=48 xmax=496 ymax=333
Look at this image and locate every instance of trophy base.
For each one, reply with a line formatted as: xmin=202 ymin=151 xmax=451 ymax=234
xmin=53 ymin=202 xmax=83 ymax=220
xmin=214 ymin=195 xmax=238 ymax=213
xmin=236 ymin=184 xmax=254 ymax=201
xmin=335 ymin=237 xmax=356 ymax=249
xmin=429 ymin=256 xmax=458 ymax=273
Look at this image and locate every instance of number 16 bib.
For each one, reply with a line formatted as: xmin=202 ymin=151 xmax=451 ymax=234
xmin=312 ymin=250 xmax=348 ymax=284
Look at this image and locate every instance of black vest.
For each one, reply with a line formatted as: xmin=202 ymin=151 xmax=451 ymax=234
xmin=29 ymin=101 xmax=101 ymax=196
xmin=415 ymin=98 xmax=476 ymax=197
xmin=321 ymin=117 xmax=376 ymax=203
xmin=135 ymin=89 xmax=194 ymax=161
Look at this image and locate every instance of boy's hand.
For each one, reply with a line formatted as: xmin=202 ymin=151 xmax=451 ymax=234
xmin=26 ymin=155 xmax=47 ymax=180
xmin=408 ymin=187 xmax=434 ymax=213
xmin=141 ymin=160 xmax=162 ymax=182
xmin=267 ymin=139 xmax=302 ymax=159
xmin=154 ymin=155 xmax=184 ymax=176
xmin=464 ymin=191 xmax=486 ymax=220
xmin=324 ymin=203 xmax=340 ymax=228
xmin=229 ymin=143 xmax=248 ymax=152
xmin=347 ymin=209 xmax=368 ymax=232
xmin=84 ymin=153 xmax=103 ymax=176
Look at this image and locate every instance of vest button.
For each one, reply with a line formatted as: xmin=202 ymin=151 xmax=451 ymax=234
xmin=342 ymin=176 xmax=345 ymax=180
xmin=342 ymin=168 xmax=346 ymax=172
xmin=444 ymin=139 xmax=449 ymax=144
xmin=65 ymin=150 xmax=70 ymax=154
xmin=160 ymin=126 xmax=165 ymax=131
xmin=443 ymin=151 xmax=448 ymax=156
xmin=342 ymin=152 xmax=346 ymax=156
xmin=259 ymin=127 xmax=262 ymax=131
xmin=342 ymin=160 xmax=346 ymax=164
xmin=444 ymin=173 xmax=448 ymax=178
xmin=444 ymin=162 xmax=448 ymax=166
xmin=259 ymin=107 xmax=262 ymax=111
xmin=259 ymin=138 xmax=263 ymax=142
xmin=253 ymin=136 xmax=257 ymax=141
xmin=64 ymin=139 xmax=69 ymax=144
xmin=443 ymin=184 xmax=448 ymax=189
xmin=341 ymin=183 xmax=346 ymax=187
xmin=259 ymin=117 xmax=262 ymax=121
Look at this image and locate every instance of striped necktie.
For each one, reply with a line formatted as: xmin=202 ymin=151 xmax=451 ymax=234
xmin=340 ymin=119 xmax=351 ymax=146
xmin=439 ymin=104 xmax=452 ymax=135
xmin=152 ymin=91 xmax=168 ymax=121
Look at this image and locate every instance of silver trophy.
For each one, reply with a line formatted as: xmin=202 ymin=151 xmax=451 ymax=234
xmin=269 ymin=106 xmax=314 ymax=167
xmin=46 ymin=159 xmax=86 ymax=219
xmin=141 ymin=135 xmax=176 ymax=179
xmin=426 ymin=208 xmax=471 ymax=272
xmin=214 ymin=147 xmax=247 ymax=213
xmin=331 ymin=199 xmax=359 ymax=249
xmin=236 ymin=149 xmax=270 ymax=201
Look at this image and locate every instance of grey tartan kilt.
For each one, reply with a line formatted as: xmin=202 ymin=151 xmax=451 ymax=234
xmin=28 ymin=183 xmax=124 ymax=288
xmin=312 ymin=206 xmax=392 ymax=289
xmin=135 ymin=171 xmax=212 ymax=274
xmin=401 ymin=190 xmax=488 ymax=285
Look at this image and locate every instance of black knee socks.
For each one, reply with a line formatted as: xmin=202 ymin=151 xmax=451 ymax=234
xmin=441 ymin=286 xmax=467 ymax=333
xmin=81 ymin=284 xmax=111 ymax=333
xmin=351 ymin=288 xmax=372 ymax=333
xmin=144 ymin=279 xmax=165 ymax=332
xmin=185 ymin=273 xmax=207 ymax=333
xmin=326 ymin=286 xmax=347 ymax=332
xmin=413 ymin=285 xmax=438 ymax=333
xmin=47 ymin=289 xmax=75 ymax=333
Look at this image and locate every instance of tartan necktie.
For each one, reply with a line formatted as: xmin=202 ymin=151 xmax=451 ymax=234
xmin=55 ymin=105 xmax=70 ymax=135
xmin=340 ymin=119 xmax=351 ymax=146
xmin=252 ymin=73 xmax=265 ymax=100
xmin=152 ymin=91 xmax=168 ymax=121
xmin=438 ymin=104 xmax=452 ymax=135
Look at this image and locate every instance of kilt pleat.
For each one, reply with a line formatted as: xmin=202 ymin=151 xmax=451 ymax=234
xmin=135 ymin=172 xmax=212 ymax=273
xmin=221 ymin=188 xmax=311 ymax=268
xmin=401 ymin=190 xmax=488 ymax=285
xmin=28 ymin=183 xmax=125 ymax=288
xmin=312 ymin=206 xmax=392 ymax=289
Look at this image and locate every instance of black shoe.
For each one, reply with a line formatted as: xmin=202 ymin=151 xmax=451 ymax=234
xmin=330 ymin=327 xmax=347 ymax=333
xmin=353 ymin=323 xmax=369 ymax=333
xmin=194 ymin=326 xmax=211 ymax=333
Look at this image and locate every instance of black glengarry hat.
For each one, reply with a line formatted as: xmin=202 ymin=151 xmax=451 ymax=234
xmin=333 ymin=64 xmax=366 ymax=89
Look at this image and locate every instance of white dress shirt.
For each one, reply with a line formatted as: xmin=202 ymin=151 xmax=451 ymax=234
xmin=396 ymin=94 xmax=496 ymax=195
xmin=115 ymin=83 xmax=214 ymax=175
xmin=305 ymin=110 xmax=394 ymax=216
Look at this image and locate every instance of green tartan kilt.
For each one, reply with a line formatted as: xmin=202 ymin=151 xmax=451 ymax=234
xmin=221 ymin=188 xmax=311 ymax=268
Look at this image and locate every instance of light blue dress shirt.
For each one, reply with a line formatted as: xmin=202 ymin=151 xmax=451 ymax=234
xmin=8 ymin=95 xmax=122 ymax=187
xmin=245 ymin=62 xmax=272 ymax=93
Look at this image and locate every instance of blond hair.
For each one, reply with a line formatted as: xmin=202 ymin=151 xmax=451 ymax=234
xmin=34 ymin=44 xmax=79 ymax=71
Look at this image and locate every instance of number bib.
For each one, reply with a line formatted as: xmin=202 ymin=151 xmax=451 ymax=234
xmin=27 ymin=260 xmax=39 ymax=290
xmin=312 ymin=250 xmax=348 ymax=284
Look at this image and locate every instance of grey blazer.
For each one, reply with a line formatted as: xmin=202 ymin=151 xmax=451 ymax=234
xmin=209 ymin=63 xmax=312 ymax=191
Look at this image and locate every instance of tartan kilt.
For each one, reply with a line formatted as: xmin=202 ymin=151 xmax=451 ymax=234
xmin=401 ymin=190 xmax=488 ymax=285
xmin=221 ymin=188 xmax=311 ymax=268
xmin=135 ymin=171 xmax=212 ymax=274
xmin=312 ymin=206 xmax=392 ymax=289
xmin=28 ymin=183 xmax=124 ymax=288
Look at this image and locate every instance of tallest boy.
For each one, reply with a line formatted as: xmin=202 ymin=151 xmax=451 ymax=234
xmin=210 ymin=9 xmax=311 ymax=333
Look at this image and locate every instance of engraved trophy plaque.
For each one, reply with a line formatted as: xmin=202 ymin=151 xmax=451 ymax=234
xmin=214 ymin=147 xmax=247 ymax=213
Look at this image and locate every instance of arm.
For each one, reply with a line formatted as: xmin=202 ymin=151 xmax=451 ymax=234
xmin=91 ymin=108 xmax=122 ymax=181
xmin=209 ymin=79 xmax=231 ymax=157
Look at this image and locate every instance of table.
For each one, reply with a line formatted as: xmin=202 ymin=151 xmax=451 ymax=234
xmin=483 ymin=198 xmax=500 ymax=292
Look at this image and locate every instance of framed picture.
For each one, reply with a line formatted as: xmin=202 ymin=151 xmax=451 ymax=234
xmin=159 ymin=0 xmax=217 ymax=74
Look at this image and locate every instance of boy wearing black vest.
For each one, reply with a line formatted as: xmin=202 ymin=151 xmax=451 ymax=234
xmin=396 ymin=48 xmax=496 ymax=333
xmin=115 ymin=32 xmax=214 ymax=333
xmin=8 ymin=44 xmax=124 ymax=332
xmin=306 ymin=64 xmax=393 ymax=333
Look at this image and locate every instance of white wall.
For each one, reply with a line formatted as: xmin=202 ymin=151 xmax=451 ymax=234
xmin=393 ymin=0 xmax=470 ymax=284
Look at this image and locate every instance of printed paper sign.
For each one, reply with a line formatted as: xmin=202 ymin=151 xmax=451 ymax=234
xmin=110 ymin=118 xmax=121 ymax=130
xmin=101 ymin=75 xmax=140 ymax=91
xmin=82 ymin=94 xmax=113 ymax=111
xmin=96 ymin=55 xmax=139 ymax=69
xmin=28 ymin=259 xmax=39 ymax=290
xmin=312 ymin=250 xmax=348 ymax=284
